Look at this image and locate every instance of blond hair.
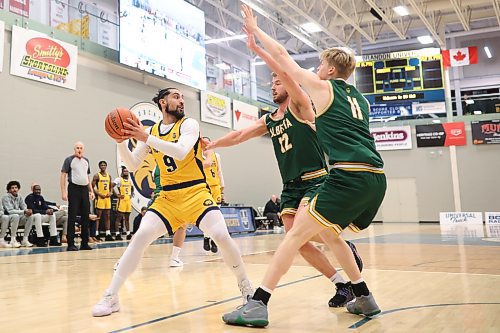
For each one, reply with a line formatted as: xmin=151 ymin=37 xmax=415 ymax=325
xmin=320 ymin=47 xmax=356 ymax=79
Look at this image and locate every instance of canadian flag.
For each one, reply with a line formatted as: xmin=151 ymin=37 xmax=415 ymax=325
xmin=442 ymin=47 xmax=478 ymax=68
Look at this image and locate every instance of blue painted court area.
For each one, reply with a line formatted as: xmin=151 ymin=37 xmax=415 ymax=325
xmin=354 ymin=232 xmax=500 ymax=246
xmin=0 ymin=230 xmax=276 ymax=257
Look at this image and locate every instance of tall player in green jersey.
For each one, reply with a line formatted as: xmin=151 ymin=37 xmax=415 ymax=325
xmin=205 ymin=30 xmax=364 ymax=307
xmin=222 ymin=6 xmax=387 ymax=327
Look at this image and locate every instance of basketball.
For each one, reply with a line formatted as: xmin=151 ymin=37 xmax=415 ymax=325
xmin=105 ymin=107 xmax=137 ymax=140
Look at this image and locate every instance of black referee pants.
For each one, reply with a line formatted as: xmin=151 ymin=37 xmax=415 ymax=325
xmin=67 ymin=183 xmax=90 ymax=247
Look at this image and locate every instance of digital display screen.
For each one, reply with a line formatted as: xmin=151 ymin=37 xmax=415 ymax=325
xmin=119 ymin=0 xmax=206 ymax=90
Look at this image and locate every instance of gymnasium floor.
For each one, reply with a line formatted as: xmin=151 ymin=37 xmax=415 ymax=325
xmin=1 ymin=223 xmax=499 ymax=332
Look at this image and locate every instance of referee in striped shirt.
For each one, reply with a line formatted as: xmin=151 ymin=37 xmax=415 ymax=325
xmin=60 ymin=142 xmax=95 ymax=251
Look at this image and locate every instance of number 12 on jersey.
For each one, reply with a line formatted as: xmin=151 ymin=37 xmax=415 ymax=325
xmin=278 ymin=133 xmax=293 ymax=153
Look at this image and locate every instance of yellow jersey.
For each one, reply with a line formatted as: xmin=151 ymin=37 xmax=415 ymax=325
xmin=204 ymin=151 xmax=221 ymax=187
xmin=96 ymin=172 xmax=111 ymax=196
xmin=119 ymin=177 xmax=132 ymax=200
xmin=150 ymin=117 xmax=206 ymax=190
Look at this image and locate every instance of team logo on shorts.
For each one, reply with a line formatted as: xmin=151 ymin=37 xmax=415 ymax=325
xmin=116 ymin=102 xmax=162 ymax=213
xmin=203 ymin=199 xmax=214 ymax=206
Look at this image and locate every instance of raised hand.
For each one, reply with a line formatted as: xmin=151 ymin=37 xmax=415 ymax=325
xmin=241 ymin=4 xmax=258 ymax=33
xmin=243 ymin=26 xmax=258 ymax=52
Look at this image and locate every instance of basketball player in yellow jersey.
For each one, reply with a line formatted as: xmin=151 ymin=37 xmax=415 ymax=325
xmin=113 ymin=167 xmax=134 ymax=241
xmin=92 ymin=161 xmax=114 ymax=242
xmin=92 ymin=87 xmax=253 ymax=317
xmin=202 ymin=142 xmax=225 ymax=253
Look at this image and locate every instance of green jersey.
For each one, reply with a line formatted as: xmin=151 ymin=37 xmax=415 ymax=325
xmin=153 ymin=165 xmax=161 ymax=197
xmin=316 ymin=79 xmax=383 ymax=168
xmin=266 ymin=107 xmax=327 ymax=184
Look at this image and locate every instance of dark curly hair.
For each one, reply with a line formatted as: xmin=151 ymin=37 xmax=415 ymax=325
xmin=152 ymin=88 xmax=177 ymax=110
xmin=6 ymin=180 xmax=21 ymax=191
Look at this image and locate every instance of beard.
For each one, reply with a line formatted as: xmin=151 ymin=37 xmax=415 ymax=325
xmin=167 ymin=104 xmax=185 ymax=120
xmin=273 ymin=92 xmax=288 ymax=104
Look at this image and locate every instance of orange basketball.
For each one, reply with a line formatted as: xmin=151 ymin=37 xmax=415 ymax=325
xmin=105 ymin=107 xmax=137 ymax=140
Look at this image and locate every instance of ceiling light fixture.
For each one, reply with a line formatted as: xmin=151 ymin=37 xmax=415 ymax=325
xmin=393 ymin=6 xmax=409 ymax=16
xmin=417 ymin=35 xmax=433 ymax=44
xmin=484 ymin=46 xmax=492 ymax=59
xmin=300 ymin=22 xmax=322 ymax=33
xmin=215 ymin=63 xmax=230 ymax=70
xmin=205 ymin=34 xmax=247 ymax=45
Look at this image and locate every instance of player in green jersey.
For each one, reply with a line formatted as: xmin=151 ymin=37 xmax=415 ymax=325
xmin=222 ymin=6 xmax=387 ymax=327
xmin=205 ymin=28 xmax=364 ymax=308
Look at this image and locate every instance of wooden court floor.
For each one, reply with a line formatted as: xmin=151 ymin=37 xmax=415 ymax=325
xmin=1 ymin=223 xmax=499 ymax=332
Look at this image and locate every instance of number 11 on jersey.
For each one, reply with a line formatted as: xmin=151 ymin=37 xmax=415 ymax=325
xmin=347 ymin=96 xmax=363 ymax=120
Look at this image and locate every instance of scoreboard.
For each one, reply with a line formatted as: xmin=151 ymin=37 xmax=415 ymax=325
xmin=354 ymin=48 xmax=446 ymax=118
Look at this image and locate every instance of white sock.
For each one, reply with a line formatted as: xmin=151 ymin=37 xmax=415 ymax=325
xmin=352 ymin=278 xmax=364 ymax=284
xmin=106 ymin=230 xmax=111 ymax=235
xmin=330 ymin=272 xmax=347 ymax=284
xmin=199 ymin=210 xmax=248 ymax=284
xmin=96 ymin=231 xmax=99 ymax=236
xmin=171 ymin=246 xmax=181 ymax=260
xmin=108 ymin=212 xmax=167 ymax=295
xmin=126 ymin=231 xmax=131 ymax=235
xmin=260 ymin=285 xmax=273 ymax=294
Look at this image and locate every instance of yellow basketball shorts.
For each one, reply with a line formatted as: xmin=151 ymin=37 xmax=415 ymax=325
xmin=117 ymin=198 xmax=132 ymax=213
xmin=209 ymin=184 xmax=222 ymax=204
xmin=148 ymin=183 xmax=219 ymax=233
xmin=95 ymin=197 xmax=111 ymax=210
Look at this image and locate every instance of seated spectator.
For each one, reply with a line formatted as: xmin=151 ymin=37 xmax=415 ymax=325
xmin=45 ymin=200 xmax=68 ymax=244
xmin=263 ymin=194 xmax=282 ymax=227
xmin=25 ymin=184 xmax=61 ymax=246
xmin=0 ymin=199 xmax=11 ymax=247
xmin=132 ymin=206 xmax=147 ymax=235
xmin=1 ymin=181 xmax=35 ymax=247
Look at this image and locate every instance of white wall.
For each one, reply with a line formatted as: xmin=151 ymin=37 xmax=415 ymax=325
xmin=0 ymin=30 xmax=282 ymax=209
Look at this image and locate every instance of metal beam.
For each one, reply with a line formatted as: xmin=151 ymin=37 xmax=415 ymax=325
xmin=493 ymin=0 xmax=500 ymax=26
xmin=279 ymin=0 xmax=348 ymax=47
xmin=407 ymin=0 xmax=445 ymax=47
xmin=449 ymin=0 xmax=470 ymax=31
xmin=364 ymin=0 xmax=406 ymax=39
xmin=241 ymin=0 xmax=324 ymax=51
xmin=324 ymin=0 xmax=375 ymax=43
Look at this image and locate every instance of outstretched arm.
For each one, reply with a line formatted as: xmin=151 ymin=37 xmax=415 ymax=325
xmin=245 ymin=29 xmax=314 ymax=122
xmin=241 ymin=5 xmax=330 ymax=111
xmin=207 ymin=116 xmax=268 ymax=149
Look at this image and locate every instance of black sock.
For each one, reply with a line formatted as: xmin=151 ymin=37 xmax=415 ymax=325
xmin=252 ymin=287 xmax=271 ymax=305
xmin=351 ymin=281 xmax=370 ymax=297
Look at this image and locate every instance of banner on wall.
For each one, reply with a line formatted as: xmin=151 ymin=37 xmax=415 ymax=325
xmin=10 ymin=26 xmax=78 ymax=90
xmin=471 ymin=119 xmax=500 ymax=145
xmin=9 ymin=0 xmax=29 ymax=17
xmin=416 ymin=122 xmax=466 ymax=147
xmin=200 ymin=91 xmax=232 ymax=128
xmin=0 ymin=21 xmax=4 ymax=73
xmin=370 ymin=125 xmax=412 ymax=151
xmin=50 ymin=0 xmax=70 ymax=29
xmin=233 ymin=100 xmax=258 ymax=130
xmin=485 ymin=212 xmax=500 ymax=238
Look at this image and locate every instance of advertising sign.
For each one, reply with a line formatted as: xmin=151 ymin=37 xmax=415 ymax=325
xmin=10 ymin=26 xmax=78 ymax=90
xmin=9 ymin=0 xmax=29 ymax=17
xmin=370 ymin=125 xmax=412 ymax=150
xmin=233 ymin=100 xmax=259 ymax=130
xmin=200 ymin=91 xmax=232 ymax=128
xmin=439 ymin=212 xmax=483 ymax=225
xmin=186 ymin=206 xmax=256 ymax=236
xmin=471 ymin=119 xmax=500 ymax=145
xmin=416 ymin=122 xmax=466 ymax=147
